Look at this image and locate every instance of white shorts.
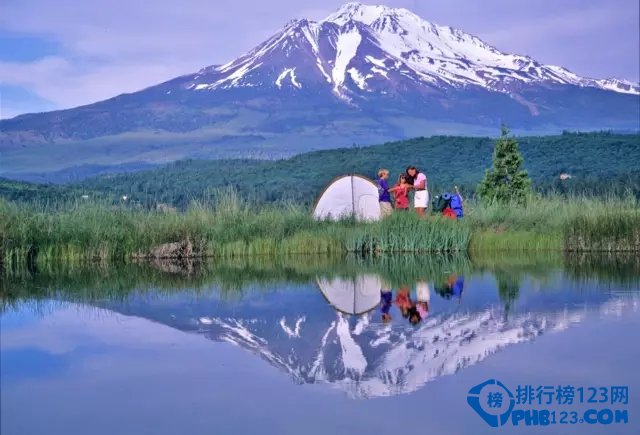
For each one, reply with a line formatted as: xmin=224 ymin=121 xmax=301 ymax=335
xmin=416 ymin=281 xmax=431 ymax=302
xmin=414 ymin=190 xmax=429 ymax=208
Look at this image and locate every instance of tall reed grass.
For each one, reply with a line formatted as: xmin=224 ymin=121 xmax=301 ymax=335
xmin=565 ymin=211 xmax=640 ymax=252
xmin=346 ymin=212 xmax=470 ymax=253
xmin=465 ymin=194 xmax=639 ymax=252
xmin=1 ymin=189 xmax=638 ymax=266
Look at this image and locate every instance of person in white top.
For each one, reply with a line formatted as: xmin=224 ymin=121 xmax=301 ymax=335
xmin=416 ymin=281 xmax=430 ymax=320
xmin=407 ymin=166 xmax=428 ymax=217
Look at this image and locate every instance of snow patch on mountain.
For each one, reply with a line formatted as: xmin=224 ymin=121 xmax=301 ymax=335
xmin=280 ymin=316 xmax=306 ymax=337
xmin=336 ymin=314 xmax=368 ymax=374
xmin=594 ymin=78 xmax=639 ymax=95
xmin=275 ymin=68 xmax=302 ymax=89
xmin=332 ymin=29 xmax=363 ymax=97
xmin=348 ymin=67 xmax=368 ymax=89
xmin=371 ymin=66 xmax=388 ymax=78
xmin=365 ymin=55 xmax=386 ymax=68
xmin=309 ymin=320 xmax=335 ymax=379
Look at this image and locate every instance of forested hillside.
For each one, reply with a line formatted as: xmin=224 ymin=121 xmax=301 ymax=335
xmin=2 ymin=132 xmax=639 ymax=208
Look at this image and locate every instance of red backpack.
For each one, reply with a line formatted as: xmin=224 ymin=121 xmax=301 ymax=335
xmin=442 ymin=207 xmax=457 ymax=220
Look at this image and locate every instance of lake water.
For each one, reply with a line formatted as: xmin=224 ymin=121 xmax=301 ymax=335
xmin=1 ymin=254 xmax=639 ymax=434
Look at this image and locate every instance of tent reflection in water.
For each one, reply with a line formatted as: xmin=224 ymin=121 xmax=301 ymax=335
xmin=317 ymin=275 xmax=382 ymax=315
xmin=313 ymin=175 xmax=381 ymax=222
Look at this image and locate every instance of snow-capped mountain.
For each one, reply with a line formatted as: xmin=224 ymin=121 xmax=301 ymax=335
xmin=2 ymin=2 xmax=638 ymax=175
xmin=186 ymin=2 xmax=639 ymax=99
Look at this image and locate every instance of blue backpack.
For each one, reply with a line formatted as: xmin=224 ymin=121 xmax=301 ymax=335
xmin=450 ymin=193 xmax=464 ymax=218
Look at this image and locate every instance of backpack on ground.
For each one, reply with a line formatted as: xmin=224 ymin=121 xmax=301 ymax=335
xmin=442 ymin=207 xmax=457 ymax=220
xmin=432 ymin=193 xmax=451 ymax=213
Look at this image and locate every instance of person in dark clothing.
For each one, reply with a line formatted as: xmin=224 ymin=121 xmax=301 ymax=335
xmin=380 ymin=288 xmax=393 ymax=323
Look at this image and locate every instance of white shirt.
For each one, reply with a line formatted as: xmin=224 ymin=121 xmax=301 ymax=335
xmin=414 ymin=172 xmax=427 ymax=190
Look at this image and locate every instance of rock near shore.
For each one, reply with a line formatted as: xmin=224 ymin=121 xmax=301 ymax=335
xmin=134 ymin=240 xmax=194 ymax=259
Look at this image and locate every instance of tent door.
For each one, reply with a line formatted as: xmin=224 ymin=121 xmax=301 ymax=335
xmin=357 ymin=194 xmax=379 ymax=221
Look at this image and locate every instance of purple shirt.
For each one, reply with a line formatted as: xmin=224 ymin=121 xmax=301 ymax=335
xmin=378 ymin=178 xmax=391 ymax=202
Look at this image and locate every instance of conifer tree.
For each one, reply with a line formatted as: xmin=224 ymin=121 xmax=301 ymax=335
xmin=478 ymin=125 xmax=532 ymax=203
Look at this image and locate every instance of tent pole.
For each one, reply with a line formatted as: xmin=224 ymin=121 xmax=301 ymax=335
xmin=351 ymin=174 xmax=355 ymax=219
xmin=353 ymin=276 xmax=356 ymax=315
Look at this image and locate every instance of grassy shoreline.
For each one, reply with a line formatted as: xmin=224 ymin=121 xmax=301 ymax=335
xmin=1 ymin=192 xmax=639 ymax=267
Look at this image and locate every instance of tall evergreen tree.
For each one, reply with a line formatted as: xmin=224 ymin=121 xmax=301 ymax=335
xmin=477 ymin=126 xmax=532 ymax=203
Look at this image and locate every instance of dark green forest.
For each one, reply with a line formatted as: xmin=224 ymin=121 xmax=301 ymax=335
xmin=2 ymin=131 xmax=639 ymax=209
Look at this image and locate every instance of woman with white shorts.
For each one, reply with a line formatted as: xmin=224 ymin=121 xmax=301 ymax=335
xmin=407 ymin=166 xmax=429 ymax=217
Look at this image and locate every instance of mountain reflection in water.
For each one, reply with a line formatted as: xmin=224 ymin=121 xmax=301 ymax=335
xmin=2 ymin=253 xmax=639 ymax=400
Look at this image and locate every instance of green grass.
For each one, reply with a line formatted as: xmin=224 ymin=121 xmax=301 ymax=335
xmin=466 ymin=194 xmax=639 ymax=252
xmin=565 ymin=211 xmax=640 ymax=252
xmin=344 ymin=211 xmax=470 ymax=254
xmin=1 ymin=191 xmax=639 ymax=267
xmin=469 ymin=231 xmax=563 ymax=252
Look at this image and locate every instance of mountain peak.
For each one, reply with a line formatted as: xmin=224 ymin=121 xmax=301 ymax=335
xmin=324 ymin=2 xmax=411 ymax=26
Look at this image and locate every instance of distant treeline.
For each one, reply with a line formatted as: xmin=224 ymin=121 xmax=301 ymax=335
xmin=2 ymin=131 xmax=639 ymax=209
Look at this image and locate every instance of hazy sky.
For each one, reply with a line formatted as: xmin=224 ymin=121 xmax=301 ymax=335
xmin=1 ymin=0 xmax=638 ymax=118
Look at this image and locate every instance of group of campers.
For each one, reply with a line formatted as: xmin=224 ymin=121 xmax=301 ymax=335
xmin=377 ymin=166 xmax=464 ymax=219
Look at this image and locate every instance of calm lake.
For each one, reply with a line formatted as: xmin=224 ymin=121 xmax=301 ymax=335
xmin=1 ymin=254 xmax=639 ymax=434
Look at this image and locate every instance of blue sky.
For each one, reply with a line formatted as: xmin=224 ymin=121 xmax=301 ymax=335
xmin=1 ymin=0 xmax=638 ymax=119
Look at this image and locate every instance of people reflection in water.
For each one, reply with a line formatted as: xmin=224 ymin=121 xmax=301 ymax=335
xmin=395 ymin=286 xmax=412 ymax=318
xmin=415 ymin=281 xmax=430 ymax=321
xmin=436 ymin=274 xmax=465 ymax=302
xmin=407 ymin=304 xmax=421 ymax=325
xmin=380 ymin=287 xmax=393 ymax=323
xmin=450 ymin=275 xmax=464 ymax=300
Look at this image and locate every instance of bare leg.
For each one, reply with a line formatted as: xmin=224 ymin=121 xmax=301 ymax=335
xmin=416 ymin=207 xmax=425 ymax=217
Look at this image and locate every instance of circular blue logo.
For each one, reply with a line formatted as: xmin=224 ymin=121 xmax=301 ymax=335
xmin=467 ymin=379 xmax=515 ymax=427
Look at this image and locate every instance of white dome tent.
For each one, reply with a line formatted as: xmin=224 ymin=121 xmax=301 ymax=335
xmin=316 ymin=274 xmax=383 ymax=315
xmin=312 ymin=175 xmax=381 ymax=222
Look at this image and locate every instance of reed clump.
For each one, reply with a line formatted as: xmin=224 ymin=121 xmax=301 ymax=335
xmin=346 ymin=211 xmax=470 ymax=253
xmin=565 ymin=211 xmax=640 ymax=252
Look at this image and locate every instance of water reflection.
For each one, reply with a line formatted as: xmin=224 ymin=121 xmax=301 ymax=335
xmin=2 ymin=253 xmax=640 ymax=402
xmin=185 ymin=274 xmax=636 ymax=398
xmin=317 ymin=275 xmax=382 ymax=315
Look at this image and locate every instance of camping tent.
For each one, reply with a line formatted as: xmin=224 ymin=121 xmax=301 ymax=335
xmin=316 ymin=274 xmax=382 ymax=315
xmin=313 ymin=175 xmax=381 ymax=222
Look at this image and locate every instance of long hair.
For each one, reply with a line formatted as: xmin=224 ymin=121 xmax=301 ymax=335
xmin=405 ymin=166 xmax=419 ymax=185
